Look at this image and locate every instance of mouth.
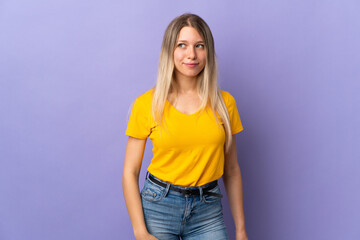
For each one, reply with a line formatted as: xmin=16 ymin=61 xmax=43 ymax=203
xmin=184 ymin=63 xmax=198 ymax=68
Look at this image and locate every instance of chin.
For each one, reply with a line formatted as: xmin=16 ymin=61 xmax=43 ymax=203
xmin=186 ymin=74 xmax=200 ymax=79
xmin=185 ymin=71 xmax=201 ymax=77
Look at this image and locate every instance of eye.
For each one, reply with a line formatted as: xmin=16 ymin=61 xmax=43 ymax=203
xmin=196 ymin=44 xmax=205 ymax=48
xmin=178 ymin=43 xmax=186 ymax=48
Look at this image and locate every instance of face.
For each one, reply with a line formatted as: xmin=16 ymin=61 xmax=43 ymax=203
xmin=173 ymin=26 xmax=206 ymax=81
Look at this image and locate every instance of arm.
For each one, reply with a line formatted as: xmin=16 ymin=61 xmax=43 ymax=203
xmin=122 ymin=136 xmax=158 ymax=240
xmin=223 ymin=134 xmax=249 ymax=240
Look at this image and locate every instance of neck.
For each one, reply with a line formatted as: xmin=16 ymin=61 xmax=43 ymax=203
xmin=173 ymin=74 xmax=198 ymax=94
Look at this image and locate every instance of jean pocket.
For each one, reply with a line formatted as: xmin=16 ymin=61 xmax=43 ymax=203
xmin=202 ymin=185 xmax=223 ymax=203
xmin=141 ymin=179 xmax=166 ymax=202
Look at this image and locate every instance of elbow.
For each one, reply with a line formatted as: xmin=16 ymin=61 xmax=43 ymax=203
xmin=223 ymin=164 xmax=241 ymax=179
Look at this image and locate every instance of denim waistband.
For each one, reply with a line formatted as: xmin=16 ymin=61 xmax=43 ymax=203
xmin=146 ymin=171 xmax=218 ymax=191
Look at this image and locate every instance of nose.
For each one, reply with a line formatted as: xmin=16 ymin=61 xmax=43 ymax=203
xmin=187 ymin=46 xmax=196 ymax=59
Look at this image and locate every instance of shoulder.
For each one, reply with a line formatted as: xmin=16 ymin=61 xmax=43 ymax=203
xmin=220 ymin=90 xmax=231 ymax=101
xmin=220 ymin=90 xmax=237 ymax=108
xmin=135 ymin=88 xmax=154 ymax=103
xmin=131 ymin=88 xmax=154 ymax=110
xmin=129 ymin=88 xmax=154 ymax=114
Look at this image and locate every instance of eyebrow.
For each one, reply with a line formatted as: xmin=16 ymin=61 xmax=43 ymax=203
xmin=178 ymin=40 xmax=205 ymax=43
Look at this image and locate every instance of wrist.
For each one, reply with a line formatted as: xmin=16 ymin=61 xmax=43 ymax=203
xmin=134 ymin=227 xmax=148 ymax=238
xmin=236 ymin=229 xmax=248 ymax=240
xmin=235 ymin=226 xmax=247 ymax=234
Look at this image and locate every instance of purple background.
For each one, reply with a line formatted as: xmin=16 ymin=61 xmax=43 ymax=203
xmin=1 ymin=0 xmax=359 ymax=239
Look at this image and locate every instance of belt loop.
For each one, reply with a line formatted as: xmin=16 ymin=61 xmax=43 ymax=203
xmin=164 ymin=182 xmax=171 ymax=197
xmin=199 ymin=186 xmax=203 ymax=201
xmin=145 ymin=171 xmax=149 ymax=180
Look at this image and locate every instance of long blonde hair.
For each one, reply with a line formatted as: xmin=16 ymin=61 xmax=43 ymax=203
xmin=152 ymin=13 xmax=233 ymax=152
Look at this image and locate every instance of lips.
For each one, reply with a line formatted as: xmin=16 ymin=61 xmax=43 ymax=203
xmin=184 ymin=63 xmax=198 ymax=68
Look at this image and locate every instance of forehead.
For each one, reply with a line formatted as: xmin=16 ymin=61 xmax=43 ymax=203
xmin=177 ymin=26 xmax=204 ymax=42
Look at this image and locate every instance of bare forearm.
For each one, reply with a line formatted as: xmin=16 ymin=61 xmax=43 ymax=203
xmin=223 ymin=167 xmax=246 ymax=233
xmin=122 ymin=172 xmax=148 ymax=237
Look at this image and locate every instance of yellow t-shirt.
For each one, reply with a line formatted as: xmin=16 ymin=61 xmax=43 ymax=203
xmin=125 ymin=89 xmax=243 ymax=186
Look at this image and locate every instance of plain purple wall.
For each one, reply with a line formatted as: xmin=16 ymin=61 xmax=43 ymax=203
xmin=1 ymin=0 xmax=359 ymax=239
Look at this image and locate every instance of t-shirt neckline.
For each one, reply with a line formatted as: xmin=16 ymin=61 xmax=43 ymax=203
xmin=166 ymin=99 xmax=202 ymax=116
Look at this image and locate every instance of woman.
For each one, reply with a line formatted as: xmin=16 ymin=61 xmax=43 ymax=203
xmin=123 ymin=13 xmax=248 ymax=240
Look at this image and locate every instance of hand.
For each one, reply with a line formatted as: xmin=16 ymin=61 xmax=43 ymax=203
xmin=236 ymin=230 xmax=249 ymax=240
xmin=135 ymin=231 xmax=159 ymax=240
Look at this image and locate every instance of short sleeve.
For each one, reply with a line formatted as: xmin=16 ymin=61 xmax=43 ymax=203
xmin=125 ymin=98 xmax=151 ymax=139
xmin=225 ymin=93 xmax=244 ymax=135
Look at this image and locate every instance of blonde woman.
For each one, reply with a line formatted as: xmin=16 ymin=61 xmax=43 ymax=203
xmin=123 ymin=13 xmax=248 ymax=240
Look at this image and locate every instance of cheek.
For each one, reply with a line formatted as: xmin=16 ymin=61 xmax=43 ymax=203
xmin=199 ymin=54 xmax=206 ymax=67
xmin=174 ymin=52 xmax=184 ymax=62
xmin=199 ymin=51 xmax=207 ymax=61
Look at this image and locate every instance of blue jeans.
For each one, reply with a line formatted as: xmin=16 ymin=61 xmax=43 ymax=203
xmin=141 ymin=173 xmax=229 ymax=240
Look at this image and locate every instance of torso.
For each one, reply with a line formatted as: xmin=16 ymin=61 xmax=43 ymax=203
xmin=125 ymin=88 xmax=243 ymax=186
